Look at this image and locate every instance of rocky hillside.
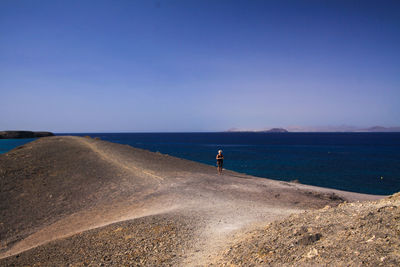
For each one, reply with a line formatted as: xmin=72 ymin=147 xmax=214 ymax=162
xmin=215 ymin=193 xmax=400 ymax=266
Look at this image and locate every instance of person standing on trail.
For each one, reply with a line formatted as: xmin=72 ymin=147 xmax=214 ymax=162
xmin=216 ymin=150 xmax=224 ymax=175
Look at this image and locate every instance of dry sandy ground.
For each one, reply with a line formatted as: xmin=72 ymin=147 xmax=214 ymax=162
xmin=0 ymin=136 xmax=384 ymax=266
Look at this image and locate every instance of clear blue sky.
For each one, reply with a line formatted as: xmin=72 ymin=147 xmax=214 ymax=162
xmin=1 ymin=0 xmax=399 ymax=132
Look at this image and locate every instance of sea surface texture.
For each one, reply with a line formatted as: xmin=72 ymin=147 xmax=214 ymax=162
xmin=1 ymin=133 xmax=399 ymax=195
xmin=0 ymin=139 xmax=35 ymax=154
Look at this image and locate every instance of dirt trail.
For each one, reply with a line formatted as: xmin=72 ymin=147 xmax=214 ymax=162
xmin=180 ymin=198 xmax=302 ymax=266
xmin=0 ymin=136 xmax=384 ymax=266
xmin=76 ymin=137 xmax=164 ymax=182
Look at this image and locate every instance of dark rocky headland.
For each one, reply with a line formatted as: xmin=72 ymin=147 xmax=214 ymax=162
xmin=0 ymin=136 xmax=398 ymax=266
xmin=263 ymin=128 xmax=289 ymax=133
xmin=0 ymin=131 xmax=54 ymax=139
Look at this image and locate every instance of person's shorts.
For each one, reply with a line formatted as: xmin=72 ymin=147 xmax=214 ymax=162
xmin=217 ymin=160 xmax=223 ymax=167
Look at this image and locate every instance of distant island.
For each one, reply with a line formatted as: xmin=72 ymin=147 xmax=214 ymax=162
xmin=226 ymin=128 xmax=289 ymax=133
xmin=359 ymin=126 xmax=400 ymax=132
xmin=286 ymin=125 xmax=400 ymax=132
xmin=0 ymin=131 xmax=54 ymax=139
xmin=227 ymin=125 xmax=400 ymax=133
xmin=262 ymin=128 xmax=289 ymax=133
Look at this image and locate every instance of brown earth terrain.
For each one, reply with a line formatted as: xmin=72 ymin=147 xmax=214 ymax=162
xmin=215 ymin=193 xmax=400 ymax=266
xmin=0 ymin=136 xmax=391 ymax=266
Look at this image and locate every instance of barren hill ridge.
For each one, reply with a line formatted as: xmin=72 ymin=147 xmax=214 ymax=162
xmin=0 ymin=136 xmax=392 ymax=266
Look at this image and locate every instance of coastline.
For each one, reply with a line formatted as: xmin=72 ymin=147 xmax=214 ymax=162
xmin=0 ymin=136 xmax=394 ymax=266
xmin=60 ymin=131 xmax=400 ymax=196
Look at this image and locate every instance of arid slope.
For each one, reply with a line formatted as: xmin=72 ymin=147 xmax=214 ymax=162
xmin=0 ymin=136 xmax=384 ymax=266
xmin=215 ymin=193 xmax=400 ymax=266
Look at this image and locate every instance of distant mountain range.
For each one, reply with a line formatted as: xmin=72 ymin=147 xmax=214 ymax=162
xmin=358 ymin=126 xmax=400 ymax=132
xmin=226 ymin=126 xmax=400 ymax=133
xmin=288 ymin=126 xmax=400 ymax=132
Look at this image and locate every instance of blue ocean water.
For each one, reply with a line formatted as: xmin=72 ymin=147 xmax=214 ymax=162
xmin=0 ymin=138 xmax=36 ymax=154
xmin=1 ymin=133 xmax=399 ymax=195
